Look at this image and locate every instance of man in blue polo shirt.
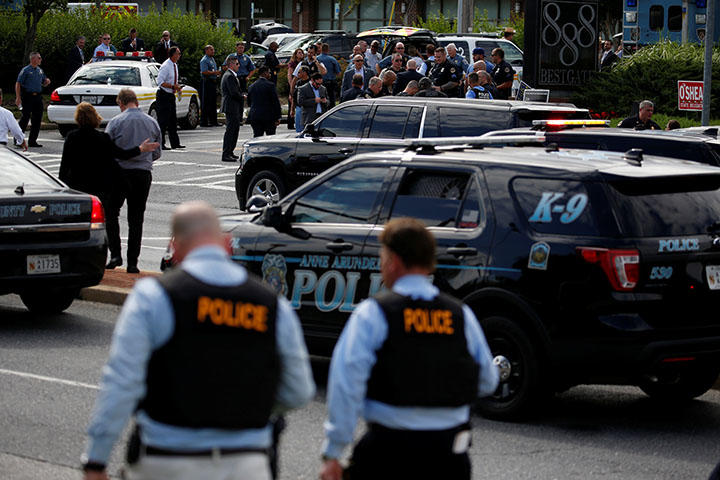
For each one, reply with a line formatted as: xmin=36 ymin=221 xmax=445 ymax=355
xmin=317 ymin=43 xmax=341 ymax=108
xmin=15 ymin=52 xmax=51 ymax=148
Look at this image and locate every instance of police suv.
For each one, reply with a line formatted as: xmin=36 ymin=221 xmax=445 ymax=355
xmin=194 ymin=137 xmax=720 ymax=419
xmin=48 ymin=53 xmax=200 ymax=137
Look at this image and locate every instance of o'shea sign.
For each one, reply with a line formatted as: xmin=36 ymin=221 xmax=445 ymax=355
xmin=678 ymin=80 xmax=704 ymax=111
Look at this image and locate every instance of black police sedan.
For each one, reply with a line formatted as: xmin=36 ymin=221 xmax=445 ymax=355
xmin=213 ymin=137 xmax=720 ymax=419
xmin=0 ymin=147 xmax=107 ymax=313
xmin=234 ymin=97 xmax=590 ymax=209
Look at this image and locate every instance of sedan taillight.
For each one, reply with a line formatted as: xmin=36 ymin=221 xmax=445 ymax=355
xmin=90 ymin=195 xmax=105 ymax=229
xmin=578 ymin=247 xmax=640 ymax=291
xmin=50 ymin=90 xmax=61 ymax=103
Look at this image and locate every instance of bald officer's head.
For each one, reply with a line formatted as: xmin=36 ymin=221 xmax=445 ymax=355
xmin=171 ymin=201 xmax=223 ymax=262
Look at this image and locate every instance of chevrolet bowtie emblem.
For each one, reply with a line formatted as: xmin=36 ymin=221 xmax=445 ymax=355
xmin=30 ymin=205 xmax=47 ymax=213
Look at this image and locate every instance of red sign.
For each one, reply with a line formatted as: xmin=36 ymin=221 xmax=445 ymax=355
xmin=678 ymin=80 xmax=704 ymax=111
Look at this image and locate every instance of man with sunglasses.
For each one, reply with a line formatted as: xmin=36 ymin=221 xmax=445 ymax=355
xmin=154 ymin=31 xmax=178 ymax=64
xmin=375 ymin=42 xmax=410 ymax=74
xmin=92 ymin=33 xmax=117 ymax=61
xmin=340 ymin=55 xmax=373 ymax=102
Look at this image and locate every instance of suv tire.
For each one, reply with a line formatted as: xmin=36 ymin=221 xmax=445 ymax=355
xmin=246 ymin=170 xmax=285 ymax=206
xmin=639 ymin=363 xmax=720 ymax=401
xmin=476 ymin=315 xmax=545 ymax=419
xmin=20 ymin=288 xmax=78 ymax=314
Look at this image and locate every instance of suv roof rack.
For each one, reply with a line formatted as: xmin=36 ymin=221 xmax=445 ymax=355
xmin=404 ymin=135 xmax=545 ymax=153
xmin=436 ymin=32 xmax=501 ymax=38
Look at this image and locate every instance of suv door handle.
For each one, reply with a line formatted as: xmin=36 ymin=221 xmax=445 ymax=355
xmin=446 ymin=247 xmax=477 ymax=257
xmin=338 ymin=147 xmax=354 ymax=155
xmin=326 ymin=242 xmax=354 ymax=252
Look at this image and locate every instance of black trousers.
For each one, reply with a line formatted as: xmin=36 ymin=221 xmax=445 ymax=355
xmin=324 ymin=79 xmax=337 ymax=109
xmin=105 ymin=169 xmax=152 ymax=266
xmin=200 ymin=79 xmax=218 ymax=126
xmin=251 ymin=120 xmax=277 ymax=137
xmin=346 ymin=423 xmax=471 ymax=480
xmin=222 ymin=111 xmax=241 ymax=160
xmin=156 ymin=89 xmax=180 ymax=147
xmin=18 ymin=93 xmax=43 ymax=144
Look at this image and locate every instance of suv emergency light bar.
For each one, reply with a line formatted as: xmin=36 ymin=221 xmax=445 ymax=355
xmin=531 ymin=119 xmax=609 ymax=129
xmin=404 ymin=135 xmax=546 ymax=151
xmin=94 ymin=51 xmax=153 ymax=59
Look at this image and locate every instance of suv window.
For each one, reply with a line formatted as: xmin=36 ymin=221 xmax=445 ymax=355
xmin=368 ymin=106 xmax=413 ymax=139
xmin=438 ymin=107 xmax=512 ymax=136
xmin=512 ymin=178 xmax=615 ymax=236
xmin=608 ymin=175 xmax=720 ymax=237
xmin=290 ymin=166 xmax=386 ymax=224
xmin=389 ymin=169 xmax=478 ymax=228
xmin=316 ymin=105 xmax=369 ymax=137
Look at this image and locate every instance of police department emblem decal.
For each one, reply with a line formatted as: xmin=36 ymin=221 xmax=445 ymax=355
xmin=262 ymin=254 xmax=288 ymax=296
xmin=528 ymin=242 xmax=550 ymax=270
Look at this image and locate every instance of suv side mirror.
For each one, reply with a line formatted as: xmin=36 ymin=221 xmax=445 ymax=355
xmin=261 ymin=205 xmax=288 ymax=230
xmin=247 ymin=194 xmax=270 ymax=213
xmin=304 ymin=123 xmax=319 ymax=137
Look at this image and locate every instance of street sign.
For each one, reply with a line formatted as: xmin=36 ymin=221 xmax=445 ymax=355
xmin=678 ymin=80 xmax=704 ymax=111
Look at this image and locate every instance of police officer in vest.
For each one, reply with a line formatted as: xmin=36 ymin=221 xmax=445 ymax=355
xmin=429 ymin=46 xmax=461 ymax=97
xmin=82 ymin=201 xmax=315 ymax=480
xmin=320 ymin=217 xmax=499 ymax=480
xmin=490 ymin=47 xmax=516 ymax=100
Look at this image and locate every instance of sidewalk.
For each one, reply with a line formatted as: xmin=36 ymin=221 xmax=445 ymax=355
xmin=79 ymin=269 xmax=159 ymax=305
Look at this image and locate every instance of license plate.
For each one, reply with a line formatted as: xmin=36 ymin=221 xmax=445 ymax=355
xmin=27 ymin=255 xmax=61 ymax=275
xmin=706 ymin=265 xmax=720 ymax=290
xmin=82 ymin=95 xmax=99 ymax=104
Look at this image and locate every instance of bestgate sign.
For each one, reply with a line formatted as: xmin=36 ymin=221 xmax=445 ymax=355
xmin=678 ymin=80 xmax=704 ymax=111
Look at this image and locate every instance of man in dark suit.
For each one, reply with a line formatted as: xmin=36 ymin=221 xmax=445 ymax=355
xmin=298 ymin=73 xmax=328 ymax=127
xmin=600 ymin=40 xmax=618 ymax=71
xmin=153 ymin=31 xmax=177 ymax=64
xmin=341 ymin=55 xmax=374 ymax=97
xmin=393 ymin=59 xmax=423 ymax=95
xmin=66 ymin=35 xmax=86 ymax=82
xmin=340 ymin=73 xmax=365 ymax=102
xmin=120 ymin=28 xmax=145 ymax=52
xmin=221 ymin=57 xmax=243 ymax=162
xmin=247 ymin=66 xmax=281 ymax=137
xmin=264 ymin=41 xmax=280 ymax=84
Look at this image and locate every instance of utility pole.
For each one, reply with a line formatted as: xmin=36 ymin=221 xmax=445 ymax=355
xmin=457 ymin=0 xmax=473 ymax=34
xmin=702 ymin=0 xmax=714 ymax=125
xmin=681 ymin=0 xmax=688 ymax=44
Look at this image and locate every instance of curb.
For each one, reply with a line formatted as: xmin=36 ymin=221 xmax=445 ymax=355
xmin=79 ymin=284 xmax=130 ymax=306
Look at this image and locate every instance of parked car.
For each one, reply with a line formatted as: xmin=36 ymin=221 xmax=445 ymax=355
xmin=234 ymin=97 xmax=590 ymax=209
xmin=180 ymin=137 xmax=720 ymax=419
xmin=273 ymin=31 xmax=357 ymax=65
xmin=357 ymin=25 xmax=438 ymax=59
xmin=261 ymin=32 xmax=307 ymax=48
xmin=48 ymin=55 xmax=199 ymax=137
xmin=249 ymin=21 xmax=293 ymax=44
xmin=0 ymin=147 xmax=107 ymax=313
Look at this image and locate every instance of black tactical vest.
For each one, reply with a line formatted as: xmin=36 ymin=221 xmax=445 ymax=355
xmin=140 ymin=268 xmax=279 ymax=429
xmin=366 ymin=291 xmax=480 ymax=407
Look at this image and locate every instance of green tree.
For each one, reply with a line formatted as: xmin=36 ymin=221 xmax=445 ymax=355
xmin=21 ymin=0 xmax=68 ymax=61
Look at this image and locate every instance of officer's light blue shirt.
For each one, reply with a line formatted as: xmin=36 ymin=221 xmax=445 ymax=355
xmin=317 ymin=53 xmax=341 ymax=82
xmin=448 ymin=54 xmax=469 ymax=75
xmin=92 ymin=43 xmax=116 ymax=62
xmin=85 ymin=245 xmax=316 ymax=464
xmin=16 ymin=65 xmax=47 ymax=93
xmin=200 ymin=54 xmax=217 ymax=75
xmin=377 ymin=55 xmax=394 ymax=70
xmin=322 ymin=274 xmax=499 ymax=459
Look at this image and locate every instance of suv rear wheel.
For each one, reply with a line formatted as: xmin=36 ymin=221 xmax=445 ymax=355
xmin=639 ymin=363 xmax=720 ymax=401
xmin=246 ymin=170 xmax=285 ymax=206
xmin=20 ymin=288 xmax=79 ymax=314
xmin=476 ymin=315 xmax=545 ymax=420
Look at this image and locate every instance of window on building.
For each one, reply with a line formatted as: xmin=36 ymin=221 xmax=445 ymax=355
xmin=668 ymin=5 xmax=682 ymax=31
xmin=649 ymin=5 xmax=664 ymax=30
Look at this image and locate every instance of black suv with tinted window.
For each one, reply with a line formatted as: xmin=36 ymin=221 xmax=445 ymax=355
xmin=234 ymin=98 xmax=589 ymax=209
xmin=217 ymin=138 xmax=720 ymax=419
xmin=484 ymin=126 xmax=720 ymax=166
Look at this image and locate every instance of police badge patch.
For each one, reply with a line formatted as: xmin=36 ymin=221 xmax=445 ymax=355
xmin=262 ymin=254 xmax=288 ymax=296
xmin=528 ymin=242 xmax=550 ymax=270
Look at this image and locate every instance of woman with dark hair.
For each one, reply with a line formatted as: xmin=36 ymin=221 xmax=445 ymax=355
xmin=59 ymin=102 xmax=158 ymax=202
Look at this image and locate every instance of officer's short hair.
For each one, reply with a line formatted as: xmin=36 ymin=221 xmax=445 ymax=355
xmin=236 ymin=41 xmax=245 ymax=47
xmin=468 ymin=72 xmax=479 ymax=84
xmin=479 ymin=71 xmax=492 ymax=83
xmin=368 ymin=76 xmax=382 ymax=88
xmin=406 ymin=80 xmax=419 ymax=90
xmin=298 ymin=65 xmax=310 ymax=76
xmin=426 ymin=43 xmax=436 ymax=55
xmin=168 ymin=46 xmax=180 ymax=57
xmin=29 ymin=52 xmax=40 ymax=60
xmin=321 ymin=43 xmax=330 ymax=53
xmin=172 ymin=201 xmax=221 ymax=242
xmin=204 ymin=44 xmax=213 ymax=52
xmin=492 ymin=47 xmax=505 ymax=59
xmin=380 ymin=218 xmax=436 ymax=271
xmin=639 ymin=100 xmax=654 ymax=111
xmin=351 ymin=73 xmax=363 ymax=87
xmin=434 ymin=46 xmax=447 ymax=56
xmin=311 ymin=72 xmax=323 ymax=81
xmin=418 ymin=77 xmax=433 ymax=90
xmin=76 ymin=35 xmax=85 ymax=42
xmin=116 ymin=88 xmax=138 ymax=107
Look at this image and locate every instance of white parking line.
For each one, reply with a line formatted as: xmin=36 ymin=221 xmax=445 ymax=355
xmin=153 ymin=180 xmax=234 ymax=191
xmin=175 ymin=173 xmax=231 ymax=182
xmin=121 ymin=243 xmax=167 ymax=251
xmin=0 ymin=368 xmax=99 ymax=390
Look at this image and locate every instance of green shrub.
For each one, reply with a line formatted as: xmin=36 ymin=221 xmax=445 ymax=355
xmin=414 ymin=11 xmax=456 ymax=33
xmin=573 ymin=41 xmax=720 ymax=119
xmin=0 ymin=7 xmax=238 ymax=92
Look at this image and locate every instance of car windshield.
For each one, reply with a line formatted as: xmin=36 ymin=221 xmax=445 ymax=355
xmin=69 ymin=66 xmax=141 ymax=86
xmin=0 ymin=151 xmax=60 ymax=188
